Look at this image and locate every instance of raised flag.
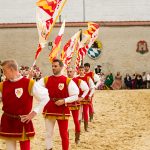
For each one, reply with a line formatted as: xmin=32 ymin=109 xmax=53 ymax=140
xmin=83 ymin=22 xmax=100 ymax=38
xmin=49 ymin=20 xmax=65 ymax=62
xmin=60 ymin=31 xmax=81 ymax=68
xmin=34 ymin=0 xmax=67 ymax=63
xmin=75 ymin=23 xmax=100 ymax=71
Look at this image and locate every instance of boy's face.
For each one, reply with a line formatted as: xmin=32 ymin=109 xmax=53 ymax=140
xmin=84 ymin=66 xmax=90 ymax=72
xmin=78 ymin=68 xmax=85 ymax=76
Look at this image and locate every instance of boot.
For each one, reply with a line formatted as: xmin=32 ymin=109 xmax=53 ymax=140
xmin=89 ymin=113 xmax=94 ymax=122
xmin=75 ymin=132 xmax=80 ymax=144
xmin=79 ymin=120 xmax=81 ymax=125
xmin=84 ymin=121 xmax=88 ymax=132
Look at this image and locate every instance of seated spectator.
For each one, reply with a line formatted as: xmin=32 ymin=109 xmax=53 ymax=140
xmin=136 ymin=74 xmax=143 ymax=89
xmin=104 ymin=72 xmax=114 ymax=89
xmin=111 ymin=72 xmax=122 ymax=90
xmin=97 ymin=72 xmax=105 ymax=90
xmin=124 ymin=74 xmax=132 ymax=89
xmin=146 ymin=73 xmax=150 ymax=89
xmin=95 ymin=65 xmax=102 ymax=75
xmin=131 ymin=74 xmax=137 ymax=89
xmin=142 ymin=72 xmax=147 ymax=88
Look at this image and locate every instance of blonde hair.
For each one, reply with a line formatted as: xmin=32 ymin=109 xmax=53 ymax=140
xmin=1 ymin=59 xmax=18 ymax=71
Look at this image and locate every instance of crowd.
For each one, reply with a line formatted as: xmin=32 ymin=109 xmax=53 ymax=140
xmin=94 ymin=65 xmax=150 ymax=90
xmin=19 ymin=65 xmax=42 ymax=81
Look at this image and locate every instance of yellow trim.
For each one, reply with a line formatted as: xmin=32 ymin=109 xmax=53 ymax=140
xmin=21 ymin=127 xmax=30 ymax=141
xmin=80 ymin=101 xmax=90 ymax=104
xmin=28 ymin=79 xmax=35 ymax=96
xmin=92 ymin=72 xmax=94 ymax=78
xmin=69 ymin=106 xmax=80 ymax=110
xmin=66 ymin=77 xmax=71 ymax=86
xmin=0 ymin=127 xmax=34 ymax=141
xmin=44 ymin=76 xmax=49 ymax=86
xmin=87 ymin=76 xmax=90 ymax=83
xmin=45 ymin=115 xmax=69 ymax=120
xmin=43 ymin=112 xmax=70 ymax=116
xmin=0 ymin=132 xmax=22 ymax=135
xmin=78 ymin=79 xmax=81 ymax=87
xmin=0 ymin=136 xmax=33 ymax=141
xmin=0 ymin=82 xmax=3 ymax=93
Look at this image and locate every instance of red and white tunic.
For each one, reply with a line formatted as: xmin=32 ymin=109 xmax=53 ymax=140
xmin=76 ymin=75 xmax=95 ymax=104
xmin=0 ymin=78 xmax=34 ymax=139
xmin=0 ymin=76 xmax=49 ymax=140
xmin=39 ymin=75 xmax=79 ymax=120
xmin=85 ymin=71 xmax=100 ymax=89
xmin=67 ymin=77 xmax=89 ymax=110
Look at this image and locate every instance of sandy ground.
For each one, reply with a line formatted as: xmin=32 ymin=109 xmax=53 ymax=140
xmin=0 ymin=89 xmax=150 ymax=150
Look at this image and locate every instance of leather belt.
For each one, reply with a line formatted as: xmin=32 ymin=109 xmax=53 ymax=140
xmin=51 ymin=98 xmax=61 ymax=102
xmin=4 ymin=112 xmax=21 ymax=120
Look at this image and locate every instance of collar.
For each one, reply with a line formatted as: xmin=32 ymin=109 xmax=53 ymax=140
xmin=10 ymin=75 xmax=23 ymax=82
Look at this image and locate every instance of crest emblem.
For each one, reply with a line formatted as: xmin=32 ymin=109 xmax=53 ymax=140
xmin=15 ymin=88 xmax=23 ymax=98
xmin=136 ymin=40 xmax=148 ymax=54
xmin=58 ymin=83 xmax=64 ymax=90
xmin=88 ymin=47 xmax=101 ymax=59
xmin=87 ymin=39 xmax=103 ymax=59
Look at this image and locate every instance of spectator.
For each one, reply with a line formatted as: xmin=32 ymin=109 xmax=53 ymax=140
xmin=111 ymin=72 xmax=122 ymax=90
xmin=95 ymin=65 xmax=102 ymax=75
xmin=124 ymin=74 xmax=132 ymax=89
xmin=131 ymin=74 xmax=137 ymax=89
xmin=136 ymin=74 xmax=143 ymax=89
xmin=104 ymin=72 xmax=113 ymax=89
xmin=146 ymin=73 xmax=150 ymax=88
xmin=142 ymin=72 xmax=147 ymax=88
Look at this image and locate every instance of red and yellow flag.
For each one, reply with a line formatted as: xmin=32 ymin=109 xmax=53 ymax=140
xmin=75 ymin=22 xmax=100 ymax=71
xmin=49 ymin=20 xmax=65 ymax=62
xmin=60 ymin=31 xmax=81 ymax=68
xmin=83 ymin=22 xmax=100 ymax=38
xmin=34 ymin=0 xmax=67 ymax=62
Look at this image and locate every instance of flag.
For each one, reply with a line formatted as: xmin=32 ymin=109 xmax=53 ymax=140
xmin=75 ymin=23 xmax=100 ymax=71
xmin=35 ymin=43 xmax=42 ymax=60
xmin=36 ymin=0 xmax=67 ymax=44
xmin=83 ymin=22 xmax=100 ymax=38
xmin=49 ymin=20 xmax=65 ymax=62
xmin=80 ymin=22 xmax=100 ymax=45
xmin=34 ymin=0 xmax=67 ymax=62
xmin=60 ymin=31 xmax=81 ymax=68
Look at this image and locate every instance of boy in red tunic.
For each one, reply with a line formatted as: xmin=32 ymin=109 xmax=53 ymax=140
xmin=76 ymin=66 xmax=95 ymax=132
xmin=84 ymin=63 xmax=100 ymax=121
xmin=0 ymin=59 xmax=49 ymax=150
xmin=67 ymin=67 xmax=89 ymax=144
xmin=38 ymin=59 xmax=79 ymax=150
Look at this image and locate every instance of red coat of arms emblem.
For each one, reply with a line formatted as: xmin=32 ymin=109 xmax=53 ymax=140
xmin=136 ymin=40 xmax=149 ymax=54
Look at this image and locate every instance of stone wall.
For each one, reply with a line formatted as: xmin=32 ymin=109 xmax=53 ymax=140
xmin=0 ymin=26 xmax=150 ymax=77
xmin=0 ymin=0 xmax=150 ymax=23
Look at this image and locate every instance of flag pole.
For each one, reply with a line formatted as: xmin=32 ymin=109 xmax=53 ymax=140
xmin=79 ymin=29 xmax=83 ymax=66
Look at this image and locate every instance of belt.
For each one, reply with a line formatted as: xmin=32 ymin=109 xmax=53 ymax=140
xmin=4 ymin=112 xmax=21 ymax=120
xmin=51 ymin=98 xmax=61 ymax=102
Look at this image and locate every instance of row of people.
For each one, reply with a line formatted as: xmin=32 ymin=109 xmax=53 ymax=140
xmin=124 ymin=72 xmax=150 ymax=89
xmin=0 ymin=59 xmax=99 ymax=150
xmin=98 ymin=72 xmax=150 ymax=90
